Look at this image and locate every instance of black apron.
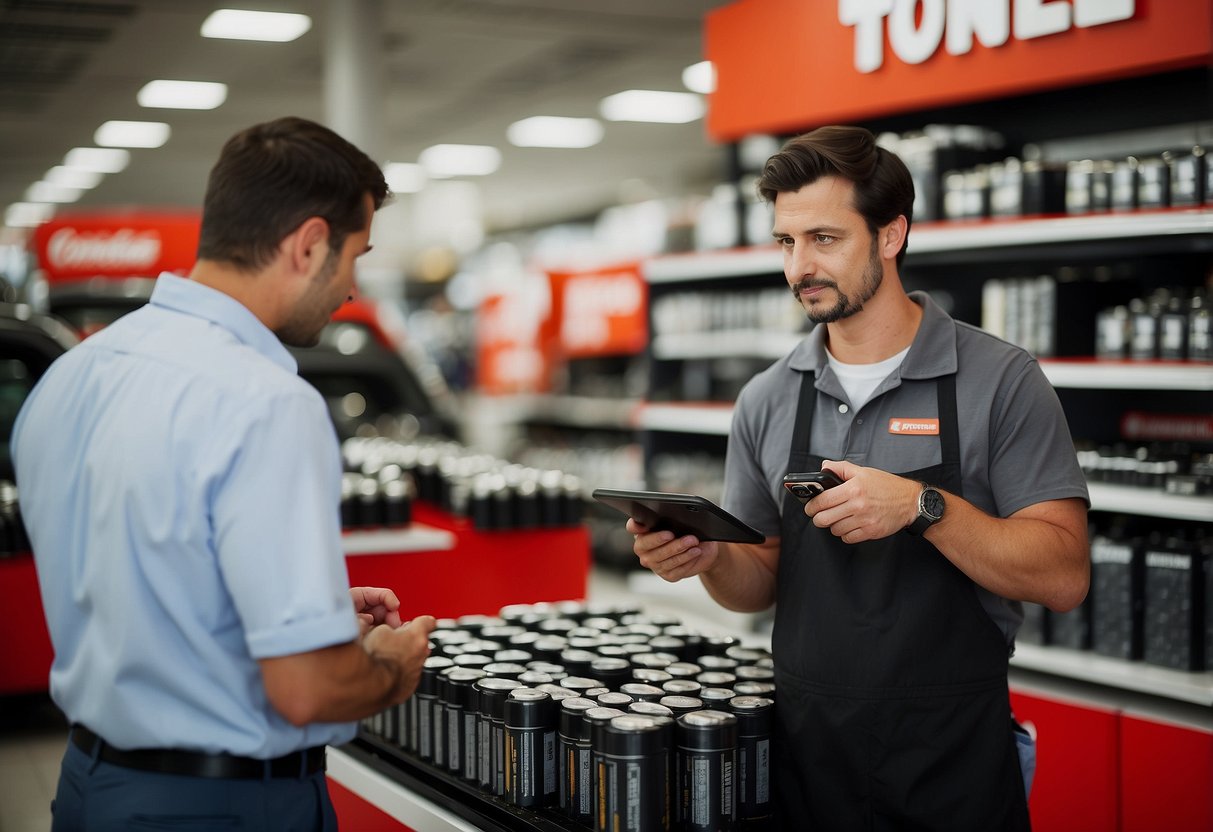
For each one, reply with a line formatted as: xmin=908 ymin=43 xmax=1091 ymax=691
xmin=771 ymin=370 xmax=1030 ymax=831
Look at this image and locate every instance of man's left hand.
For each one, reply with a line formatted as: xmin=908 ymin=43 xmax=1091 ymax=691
xmin=350 ymin=586 xmax=403 ymax=633
xmin=804 ymin=460 xmax=921 ymax=543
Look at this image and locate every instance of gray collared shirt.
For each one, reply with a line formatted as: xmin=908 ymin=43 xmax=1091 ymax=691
xmin=722 ymin=291 xmax=1089 ymax=644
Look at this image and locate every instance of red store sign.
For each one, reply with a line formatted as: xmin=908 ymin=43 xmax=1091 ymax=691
xmin=32 ymin=212 xmax=201 ymax=283
xmin=704 ymin=0 xmax=1212 ymax=140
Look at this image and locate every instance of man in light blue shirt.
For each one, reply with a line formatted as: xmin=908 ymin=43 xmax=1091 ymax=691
xmin=13 ymin=117 xmax=436 ymax=830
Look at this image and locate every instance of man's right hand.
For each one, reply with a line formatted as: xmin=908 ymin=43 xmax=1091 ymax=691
xmin=363 ymin=615 xmax=437 ymax=705
xmin=627 ymin=518 xmax=721 ymax=582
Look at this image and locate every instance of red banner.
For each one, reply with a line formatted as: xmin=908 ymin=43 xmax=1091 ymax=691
xmin=32 ymin=211 xmax=200 ymax=283
xmin=705 ymin=0 xmax=1212 ymax=141
xmin=548 ymin=263 xmax=648 ymax=359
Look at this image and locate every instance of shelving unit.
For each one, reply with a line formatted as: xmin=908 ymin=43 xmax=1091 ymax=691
xmin=637 ymin=202 xmax=1213 ymax=714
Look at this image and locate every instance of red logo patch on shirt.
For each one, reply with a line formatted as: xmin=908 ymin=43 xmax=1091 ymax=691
xmin=889 ymin=418 xmax=939 ymax=435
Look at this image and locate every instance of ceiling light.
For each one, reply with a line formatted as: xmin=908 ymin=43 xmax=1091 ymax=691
xmin=201 ymin=9 xmax=312 ymax=42
xmin=5 ymin=203 xmax=55 ymax=228
xmin=44 ymin=166 xmax=105 ymax=190
xmin=25 ymin=182 xmax=85 ymax=204
xmin=63 ymin=147 xmax=130 ymax=174
xmin=418 ymin=144 xmax=501 ymax=179
xmin=507 ymin=116 xmax=604 ymax=149
xmin=95 ymin=120 xmax=171 ymax=148
xmin=384 ymin=162 xmax=427 ymax=194
xmin=682 ymin=61 xmax=716 ymax=95
xmin=599 ymin=90 xmax=705 ymax=124
xmin=137 ymin=80 xmax=228 ymax=110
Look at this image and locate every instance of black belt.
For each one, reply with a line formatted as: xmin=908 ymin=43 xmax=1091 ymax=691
xmin=70 ymin=725 xmax=326 ymax=780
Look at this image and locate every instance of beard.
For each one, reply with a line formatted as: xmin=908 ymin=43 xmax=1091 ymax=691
xmin=276 ymin=248 xmax=341 ymax=348
xmin=791 ymin=237 xmax=883 ymax=324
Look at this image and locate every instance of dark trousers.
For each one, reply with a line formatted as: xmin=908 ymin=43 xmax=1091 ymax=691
xmin=52 ymin=738 xmax=338 ymax=831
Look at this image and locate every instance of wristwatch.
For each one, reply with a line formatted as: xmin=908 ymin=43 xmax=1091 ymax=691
xmin=906 ymin=485 xmax=945 ymax=535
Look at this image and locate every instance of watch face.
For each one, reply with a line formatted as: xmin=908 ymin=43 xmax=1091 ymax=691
xmin=922 ymin=488 xmax=945 ymax=520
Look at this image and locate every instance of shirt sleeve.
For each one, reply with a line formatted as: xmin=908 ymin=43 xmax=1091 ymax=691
xmin=722 ymin=380 xmax=784 ymax=537
xmin=987 ymin=358 xmax=1090 ymax=518
xmin=209 ymin=387 xmax=358 ymax=659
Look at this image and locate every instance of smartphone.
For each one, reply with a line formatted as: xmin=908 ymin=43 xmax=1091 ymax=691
xmin=783 ymin=470 xmax=844 ymax=503
xmin=591 ymin=488 xmax=764 ymax=544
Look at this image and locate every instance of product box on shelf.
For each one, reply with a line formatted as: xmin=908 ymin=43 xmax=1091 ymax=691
xmin=1090 ymin=534 xmax=1145 ymax=661
xmin=1143 ymin=540 xmax=1206 ymax=672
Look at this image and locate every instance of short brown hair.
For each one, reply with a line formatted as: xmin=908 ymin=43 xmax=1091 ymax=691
xmin=197 ymin=117 xmax=388 ymax=270
xmin=757 ymin=125 xmax=914 ymax=265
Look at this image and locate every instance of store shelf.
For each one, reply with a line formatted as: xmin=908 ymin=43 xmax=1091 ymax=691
xmin=651 ymin=329 xmax=805 ymax=360
xmin=636 ymin=402 xmax=733 ymax=435
xmin=1011 ymin=643 xmax=1213 ymax=707
xmin=342 ymin=523 xmax=456 ymax=556
xmin=328 ymin=745 xmax=482 ymax=832
xmin=1087 ymin=482 xmax=1213 ymax=521
xmin=644 ymin=209 xmax=1213 ymax=284
xmin=1041 ymin=359 xmax=1213 ymax=390
xmin=526 ymin=394 xmax=641 ymax=430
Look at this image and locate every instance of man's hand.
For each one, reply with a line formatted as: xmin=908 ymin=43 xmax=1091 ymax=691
xmin=363 ymin=615 xmax=438 ymax=704
xmin=628 ymin=518 xmax=720 ymax=582
xmin=350 ymin=586 xmax=403 ymax=634
xmin=802 ymin=460 xmax=920 ymax=543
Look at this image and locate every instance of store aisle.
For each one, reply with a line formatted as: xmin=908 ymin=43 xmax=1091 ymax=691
xmin=0 ymin=565 xmax=768 ymax=832
xmin=0 ymin=694 xmax=65 ymax=832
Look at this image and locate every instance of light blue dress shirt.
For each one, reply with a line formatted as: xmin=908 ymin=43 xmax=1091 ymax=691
xmin=12 ymin=273 xmax=360 ymax=757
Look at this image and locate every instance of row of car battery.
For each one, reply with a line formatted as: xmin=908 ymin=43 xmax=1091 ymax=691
xmin=1094 ymin=287 xmax=1213 ymax=363
xmin=341 ymin=437 xmax=586 ymax=532
xmin=1076 ymin=443 xmax=1213 ymax=497
xmin=360 ymin=600 xmax=777 ymax=831
xmin=1020 ymin=528 xmax=1213 ymax=673
xmin=941 ymin=147 xmax=1209 ymax=221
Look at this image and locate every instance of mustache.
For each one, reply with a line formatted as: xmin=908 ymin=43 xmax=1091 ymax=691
xmin=791 ymin=277 xmax=837 ymax=295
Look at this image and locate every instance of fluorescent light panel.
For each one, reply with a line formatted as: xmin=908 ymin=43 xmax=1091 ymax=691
xmin=201 ymin=9 xmax=312 ymax=42
xmin=25 ymin=182 xmax=84 ymax=204
xmin=418 ymin=144 xmax=501 ymax=178
xmin=138 ymin=80 xmax=228 ymax=110
xmin=682 ymin=61 xmax=716 ymax=94
xmin=64 ymin=147 xmax=130 ymax=174
xmin=384 ymin=162 xmax=427 ymax=194
xmin=95 ymin=120 xmax=171 ymax=149
xmin=507 ymin=116 xmax=604 ymax=149
xmin=5 ymin=203 xmax=55 ymax=228
xmin=44 ymin=166 xmax=105 ymax=190
xmin=599 ymin=90 xmax=705 ymax=124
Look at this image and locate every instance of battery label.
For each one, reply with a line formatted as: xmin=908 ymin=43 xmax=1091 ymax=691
xmin=692 ymin=757 xmax=709 ymax=824
xmin=543 ymin=730 xmax=556 ymax=796
xmin=756 ymin=739 xmax=770 ymax=802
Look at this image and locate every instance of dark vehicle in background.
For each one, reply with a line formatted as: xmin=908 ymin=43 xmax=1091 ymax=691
xmin=0 ymin=304 xmax=79 ymax=481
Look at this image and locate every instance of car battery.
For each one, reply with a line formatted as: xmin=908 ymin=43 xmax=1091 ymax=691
xmin=1090 ymin=534 xmax=1144 ymax=660
xmin=1136 ymin=155 xmax=1173 ymax=209
xmin=1143 ymin=540 xmax=1206 ymax=672
xmin=1048 ymin=597 xmax=1091 ymax=650
xmin=1020 ymin=160 xmax=1069 ymax=216
xmin=1017 ymin=602 xmax=1050 ymax=646
xmin=1110 ymin=157 xmax=1139 ymax=212
xmin=1170 ymin=146 xmax=1206 ymax=207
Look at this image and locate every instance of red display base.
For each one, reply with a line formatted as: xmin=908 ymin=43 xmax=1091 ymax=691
xmin=0 ymin=555 xmax=54 ymax=695
xmin=343 ymin=504 xmax=590 ymax=620
xmin=0 ymin=506 xmax=590 ymax=695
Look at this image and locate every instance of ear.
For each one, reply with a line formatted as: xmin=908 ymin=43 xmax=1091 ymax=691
xmin=880 ymin=215 xmax=908 ymax=262
xmin=282 ymin=216 xmax=331 ymax=277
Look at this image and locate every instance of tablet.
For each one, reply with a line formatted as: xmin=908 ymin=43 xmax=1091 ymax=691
xmin=591 ymin=488 xmax=764 ymax=544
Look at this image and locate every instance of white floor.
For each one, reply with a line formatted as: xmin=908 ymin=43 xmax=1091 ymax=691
xmin=0 ymin=565 xmax=769 ymax=831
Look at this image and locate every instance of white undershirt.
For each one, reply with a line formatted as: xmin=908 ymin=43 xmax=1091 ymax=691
xmin=825 ymin=345 xmax=911 ymax=411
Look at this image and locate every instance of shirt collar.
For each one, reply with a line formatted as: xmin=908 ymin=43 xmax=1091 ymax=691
xmin=149 ymin=273 xmax=298 ymax=374
xmin=788 ymin=290 xmax=957 ymax=379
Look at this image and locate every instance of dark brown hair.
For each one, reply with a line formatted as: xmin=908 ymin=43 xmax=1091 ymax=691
xmin=757 ymin=125 xmax=914 ymax=265
xmin=197 ymin=116 xmax=388 ymax=270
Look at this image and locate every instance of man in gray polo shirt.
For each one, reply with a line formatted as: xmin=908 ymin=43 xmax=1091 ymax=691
xmin=629 ymin=126 xmax=1089 ymax=831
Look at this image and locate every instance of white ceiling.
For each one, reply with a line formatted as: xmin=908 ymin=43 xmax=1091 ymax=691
xmin=0 ymin=0 xmax=732 ymax=247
